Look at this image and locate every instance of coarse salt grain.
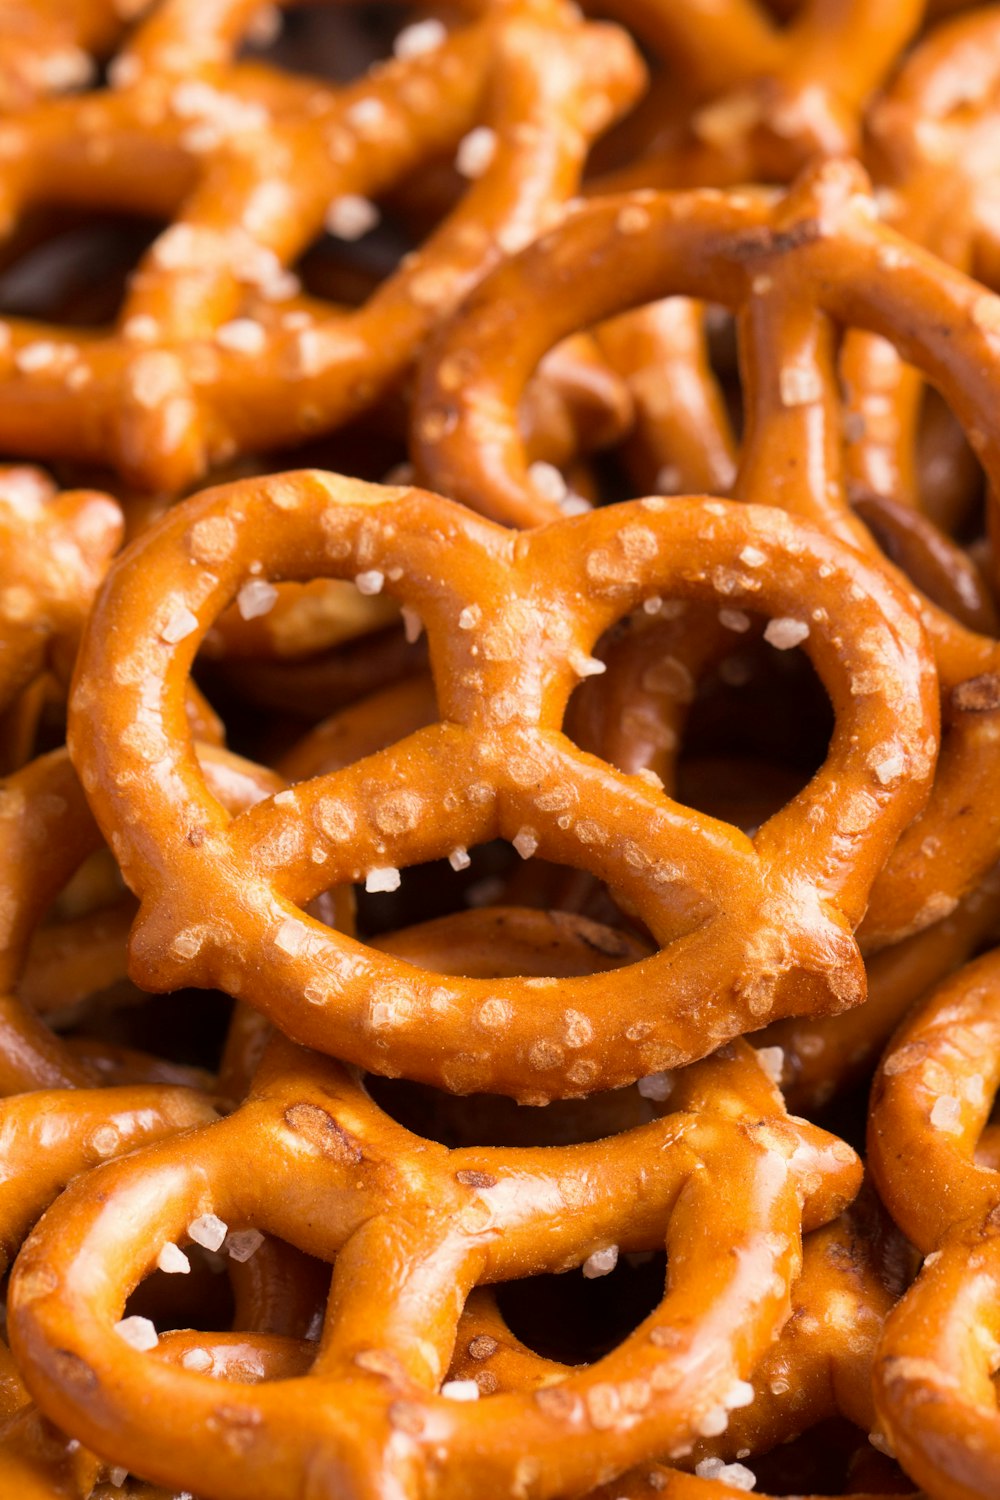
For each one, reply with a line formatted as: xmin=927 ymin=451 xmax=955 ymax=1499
xmin=441 ymin=1379 xmax=480 ymax=1401
xmin=512 ymin=827 xmax=538 ymax=859
xmin=569 ymin=648 xmax=606 ymax=677
xmin=582 ymin=1245 xmax=619 ymax=1279
xmin=161 ymin=605 xmax=199 ymax=644
xmin=325 ymin=195 xmax=380 ymax=241
xmin=227 ymin=1228 xmax=265 ymax=1263
xmin=355 ymin=570 xmax=385 ymax=595
xmin=458 ymin=604 xmax=481 ymax=629
xmin=637 ymin=1071 xmax=673 ymax=1101
xmin=779 ymin=365 xmax=822 ymax=407
xmin=455 ymin=126 xmax=497 ymax=179
xmin=930 ymin=1095 xmax=962 ymax=1132
xmin=695 ymin=1458 xmax=756 ymax=1490
xmin=114 ymin=1316 xmax=159 ymax=1351
xmin=188 ymin=1213 xmax=228 ymax=1252
xmin=763 ymin=617 xmax=809 ymax=650
xmin=393 ymin=18 xmax=446 ymax=57
xmin=719 ymin=609 xmax=751 ymax=632
xmin=528 ymin=460 xmax=567 ymax=503
xmin=401 ymin=606 xmax=423 ymax=644
xmin=108 ymin=1466 xmax=129 ymax=1488
xmin=739 ymin=546 xmax=766 ymax=568
xmin=449 ymin=846 xmax=471 ymax=871
xmin=696 ymin=1405 xmax=729 ymax=1437
xmin=366 ymin=866 xmax=401 ymax=893
xmin=157 ymin=1241 xmax=191 ymax=1275
xmin=182 ymin=1347 xmax=213 ymax=1372
xmin=754 ymin=1046 xmax=784 ymax=1085
xmin=237 ymin=579 xmax=278 ymax=620
xmin=216 ymin=318 xmax=266 ymax=355
xmin=872 ymin=750 xmax=905 ymax=786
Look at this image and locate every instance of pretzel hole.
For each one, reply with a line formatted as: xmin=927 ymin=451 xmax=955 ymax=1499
xmin=238 ymin=5 xmax=412 ymax=85
xmin=122 ymin=1246 xmax=236 ymax=1335
xmin=0 ymin=211 xmax=160 ymax=328
xmin=495 ymin=1250 xmax=666 ymax=1365
xmin=355 ymin=847 xmax=514 ymax=939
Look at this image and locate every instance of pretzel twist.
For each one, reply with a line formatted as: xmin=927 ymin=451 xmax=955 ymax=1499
xmin=68 ymin=469 xmax=937 ymax=1098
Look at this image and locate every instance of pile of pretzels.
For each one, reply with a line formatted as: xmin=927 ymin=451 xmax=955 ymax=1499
xmin=4 ymin=1 xmax=1000 ymax=1496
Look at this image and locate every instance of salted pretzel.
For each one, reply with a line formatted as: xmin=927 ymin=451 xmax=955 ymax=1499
xmin=0 ymin=0 xmax=642 ymax=492
xmin=866 ymin=944 xmax=1000 ymax=1499
xmin=0 ymin=0 xmax=125 ymax=112
xmin=67 ymin=468 xmax=937 ymax=1098
xmin=416 ymin=157 xmax=1000 ymax=949
xmin=0 ymin=465 xmax=121 ymax=720
xmin=7 ymin=1030 xmax=859 ymax=1498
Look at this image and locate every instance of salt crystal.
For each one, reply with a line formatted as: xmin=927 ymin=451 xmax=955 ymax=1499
xmin=763 ymin=617 xmax=809 ymax=650
xmin=779 ymin=365 xmax=822 ymax=407
xmin=355 ymin=570 xmax=385 ymax=595
xmin=161 ymin=605 xmax=199 ymax=644
xmin=394 ymin=18 xmax=447 ymax=57
xmin=695 ymin=1457 xmax=756 ymax=1490
xmin=366 ymin=866 xmax=401 ymax=893
xmin=637 ymin=1071 xmax=673 ymax=1101
xmin=449 ymin=847 xmax=471 ymax=871
xmin=696 ymin=1404 xmax=729 ymax=1437
xmin=739 ymin=546 xmax=766 ymax=568
xmin=188 ymin=1213 xmax=228 ymax=1252
xmin=157 ymin=1242 xmax=190 ymax=1275
xmin=871 ymin=750 xmax=905 ymax=786
xmin=719 ymin=609 xmax=750 ymax=632
xmin=754 ymin=1047 xmax=784 ymax=1085
xmin=226 ymin=1229 xmax=265 ymax=1263
xmin=582 ymin=1245 xmax=619 ymax=1279
xmin=569 ymin=648 xmax=606 ymax=678
xmin=512 ymin=828 xmax=538 ymax=859
xmin=325 ymin=195 xmax=380 ymax=241
xmin=237 ymin=579 xmax=278 ymax=619
xmin=216 ymin=318 xmax=266 ymax=355
xmin=458 ymin=605 xmax=482 ymax=629
xmin=401 ymin=606 xmax=423 ymax=643
xmin=528 ymin=461 xmax=567 ymax=503
xmin=455 ymin=126 xmax=497 ymax=179
xmin=441 ymin=1379 xmax=480 ymax=1401
xmin=114 ymin=1316 xmax=158 ymax=1351
xmin=182 ymin=1347 xmax=213 ymax=1372
xmin=930 ymin=1095 xmax=962 ymax=1132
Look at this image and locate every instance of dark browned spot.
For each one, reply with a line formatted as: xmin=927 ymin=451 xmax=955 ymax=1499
xmin=953 ymin=673 xmax=1000 ymax=713
xmin=455 ymin=1169 xmax=497 ymax=1190
xmin=467 ymin=1334 xmax=498 ymax=1361
xmin=284 ymin=1103 xmax=362 ymax=1163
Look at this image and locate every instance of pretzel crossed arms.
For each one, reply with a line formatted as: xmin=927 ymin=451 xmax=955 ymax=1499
xmin=0 ymin=0 xmax=643 ymax=492
xmin=66 ymin=467 xmax=937 ymax=1099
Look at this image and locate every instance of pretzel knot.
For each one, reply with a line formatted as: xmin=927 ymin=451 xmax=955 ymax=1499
xmin=68 ymin=470 xmax=936 ymax=1099
xmin=8 ymin=1036 xmax=860 ymax=1498
xmin=868 ymin=947 xmax=1000 ymax=1498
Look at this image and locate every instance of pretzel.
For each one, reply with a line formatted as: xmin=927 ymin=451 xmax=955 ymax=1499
xmin=0 ymin=466 xmax=121 ymax=718
xmin=0 ymin=0 xmax=642 ymax=491
xmin=68 ymin=469 xmax=937 ymax=1097
xmin=415 ymin=157 xmax=1000 ymax=949
xmin=0 ymin=0 xmax=125 ymax=112
xmin=7 ymin=1028 xmax=859 ymax=1498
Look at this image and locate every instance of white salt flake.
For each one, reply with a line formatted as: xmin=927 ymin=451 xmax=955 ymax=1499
xmin=764 ymin=617 xmax=809 ymax=650
xmin=161 ymin=606 xmax=199 ymax=644
xmin=181 ymin=1347 xmax=213 ymax=1372
xmin=355 ymin=570 xmax=385 ymax=595
xmin=394 ymin=18 xmax=446 ymax=57
xmin=227 ymin=1229 xmax=265 ymax=1263
xmin=456 ymin=126 xmax=497 ymax=179
xmin=582 ymin=1245 xmax=619 ymax=1279
xmin=930 ymin=1095 xmax=962 ymax=1132
xmin=237 ymin=579 xmax=278 ymax=620
xmin=695 ymin=1457 xmax=756 ymax=1490
xmin=441 ymin=1379 xmax=480 ymax=1401
xmin=719 ymin=609 xmax=750 ymax=632
xmin=449 ymin=846 xmax=471 ymax=871
xmin=458 ymin=604 xmax=482 ymax=629
xmin=188 ymin=1213 xmax=228 ymax=1252
xmin=216 ymin=318 xmax=266 ymax=355
xmin=366 ymin=866 xmax=401 ymax=893
xmin=401 ymin=606 xmax=423 ymax=643
xmin=529 ymin=461 xmax=567 ymax=502
xmin=569 ymin=648 xmax=606 ymax=678
xmin=754 ymin=1047 xmax=784 ymax=1085
xmin=157 ymin=1242 xmax=191 ymax=1275
xmin=779 ymin=365 xmax=822 ymax=407
xmin=325 ymin=195 xmax=380 ymax=241
xmin=512 ymin=827 xmax=538 ymax=859
xmin=114 ymin=1316 xmax=158 ymax=1351
xmin=637 ymin=1071 xmax=673 ymax=1101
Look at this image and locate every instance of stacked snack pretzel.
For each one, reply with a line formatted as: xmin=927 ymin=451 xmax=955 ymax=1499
xmin=8 ymin=1 xmax=1000 ymax=1498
